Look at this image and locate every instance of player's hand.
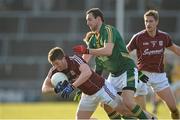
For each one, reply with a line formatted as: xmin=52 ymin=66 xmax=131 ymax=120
xmin=54 ymin=80 xmax=69 ymax=94
xmin=72 ymin=45 xmax=89 ymax=54
xmin=138 ymin=71 xmax=149 ymax=83
xmin=61 ymin=84 xmax=75 ymax=98
xmin=73 ymin=90 xmax=82 ymax=102
xmin=83 ymin=32 xmax=95 ymax=42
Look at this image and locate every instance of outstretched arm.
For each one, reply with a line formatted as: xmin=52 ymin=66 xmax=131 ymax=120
xmin=167 ymin=43 xmax=180 ymax=56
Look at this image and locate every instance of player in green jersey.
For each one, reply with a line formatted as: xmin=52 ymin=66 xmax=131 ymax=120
xmin=73 ymin=8 xmax=154 ymax=119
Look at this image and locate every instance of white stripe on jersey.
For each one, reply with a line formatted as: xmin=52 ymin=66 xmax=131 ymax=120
xmin=71 ymin=55 xmax=85 ymax=65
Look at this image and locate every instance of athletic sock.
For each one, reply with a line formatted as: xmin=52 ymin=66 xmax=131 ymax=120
xmin=108 ymin=111 xmax=121 ymax=119
xmin=171 ymin=109 xmax=179 ymax=119
xmin=122 ymin=115 xmax=137 ymax=119
xmin=131 ymin=105 xmax=148 ymax=119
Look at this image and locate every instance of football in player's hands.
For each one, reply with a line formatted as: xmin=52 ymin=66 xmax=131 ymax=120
xmin=61 ymin=84 xmax=75 ymax=98
xmin=54 ymin=80 xmax=69 ymax=93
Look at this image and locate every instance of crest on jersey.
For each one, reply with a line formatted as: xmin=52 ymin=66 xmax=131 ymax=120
xmin=150 ymin=41 xmax=157 ymax=47
xmin=70 ymin=70 xmax=76 ymax=76
xmin=159 ymin=41 xmax=163 ymax=46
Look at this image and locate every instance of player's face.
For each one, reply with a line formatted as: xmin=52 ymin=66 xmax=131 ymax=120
xmin=86 ymin=13 xmax=99 ymax=31
xmin=144 ymin=16 xmax=158 ymax=32
xmin=51 ymin=58 xmax=67 ymax=71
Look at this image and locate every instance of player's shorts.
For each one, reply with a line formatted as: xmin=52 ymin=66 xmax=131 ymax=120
xmin=134 ymin=80 xmax=148 ymax=97
xmin=142 ymin=71 xmax=170 ymax=92
xmin=77 ymin=81 xmax=121 ymax=111
xmin=107 ymin=68 xmax=138 ymax=93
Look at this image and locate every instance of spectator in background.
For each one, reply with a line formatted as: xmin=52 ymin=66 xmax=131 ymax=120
xmin=127 ymin=9 xmax=180 ymax=119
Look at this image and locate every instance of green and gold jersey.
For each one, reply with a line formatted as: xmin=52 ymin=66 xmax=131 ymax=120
xmin=85 ymin=23 xmax=136 ymax=75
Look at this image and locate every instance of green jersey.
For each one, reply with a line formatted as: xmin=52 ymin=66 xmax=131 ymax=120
xmin=85 ymin=23 xmax=136 ymax=75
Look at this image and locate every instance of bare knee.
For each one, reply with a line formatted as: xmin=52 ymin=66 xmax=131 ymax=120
xmin=101 ymin=103 xmax=114 ymax=114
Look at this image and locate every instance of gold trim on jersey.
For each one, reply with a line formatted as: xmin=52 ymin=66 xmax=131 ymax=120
xmin=105 ymin=25 xmax=113 ymax=43
xmin=121 ymin=52 xmax=132 ymax=59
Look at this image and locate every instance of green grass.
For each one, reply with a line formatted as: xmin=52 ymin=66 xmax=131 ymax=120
xmin=0 ymin=101 xmax=179 ymax=119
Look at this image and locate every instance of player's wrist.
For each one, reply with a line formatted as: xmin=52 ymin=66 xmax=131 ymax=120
xmin=86 ymin=48 xmax=90 ymax=54
xmin=54 ymin=87 xmax=58 ymax=94
xmin=71 ymin=84 xmax=76 ymax=89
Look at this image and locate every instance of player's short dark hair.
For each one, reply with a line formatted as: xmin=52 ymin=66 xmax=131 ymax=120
xmin=48 ymin=47 xmax=65 ymax=63
xmin=86 ymin=8 xmax=104 ymax=22
xmin=144 ymin=10 xmax=159 ymax=21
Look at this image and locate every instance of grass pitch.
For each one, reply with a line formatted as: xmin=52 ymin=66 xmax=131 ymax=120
xmin=0 ymin=101 xmax=179 ymax=119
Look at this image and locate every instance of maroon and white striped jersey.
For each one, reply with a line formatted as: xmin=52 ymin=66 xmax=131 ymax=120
xmin=50 ymin=55 xmax=105 ymax=95
xmin=127 ymin=29 xmax=173 ymax=73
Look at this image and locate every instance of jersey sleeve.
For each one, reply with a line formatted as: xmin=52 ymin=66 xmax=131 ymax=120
xmin=165 ymin=34 xmax=173 ymax=47
xmin=95 ymin=58 xmax=104 ymax=76
xmin=127 ymin=34 xmax=138 ymax=52
xmin=104 ymin=25 xmax=114 ymax=43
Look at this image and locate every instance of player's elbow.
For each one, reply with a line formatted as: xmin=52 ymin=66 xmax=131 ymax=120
xmin=41 ymin=87 xmax=46 ymax=93
xmin=41 ymin=85 xmax=49 ymax=93
xmin=106 ymin=50 xmax=113 ymax=56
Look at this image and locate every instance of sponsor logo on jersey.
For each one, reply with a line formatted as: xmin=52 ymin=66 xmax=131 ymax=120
xmin=70 ymin=70 xmax=76 ymax=76
xmin=150 ymin=41 xmax=157 ymax=47
xmin=143 ymin=48 xmax=163 ymax=55
xmin=143 ymin=42 xmax=149 ymax=45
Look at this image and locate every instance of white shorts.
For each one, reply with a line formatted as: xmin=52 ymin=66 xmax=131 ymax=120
xmin=106 ymin=68 xmax=138 ymax=92
xmin=142 ymin=71 xmax=170 ymax=92
xmin=135 ymin=80 xmax=148 ymax=96
xmin=77 ymin=81 xmax=121 ymax=111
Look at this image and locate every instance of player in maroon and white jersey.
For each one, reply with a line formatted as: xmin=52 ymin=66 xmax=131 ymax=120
xmin=42 ymin=47 xmax=155 ymax=119
xmin=127 ymin=10 xmax=180 ymax=119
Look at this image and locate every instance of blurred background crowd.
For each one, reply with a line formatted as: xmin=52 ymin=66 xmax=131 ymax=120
xmin=0 ymin=0 xmax=179 ymax=104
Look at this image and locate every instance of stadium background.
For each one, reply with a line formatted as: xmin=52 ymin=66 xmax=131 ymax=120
xmin=0 ymin=0 xmax=179 ymax=115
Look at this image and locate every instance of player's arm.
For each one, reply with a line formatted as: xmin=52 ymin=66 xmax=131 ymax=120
xmin=72 ymin=63 xmax=92 ymax=88
xmin=42 ymin=67 xmax=56 ymax=94
xmin=73 ymin=27 xmax=114 ymax=56
xmin=126 ymin=34 xmax=138 ymax=53
xmin=42 ymin=77 xmax=55 ymax=94
xmin=167 ymin=43 xmax=180 ymax=56
xmin=82 ymin=54 xmax=92 ymax=63
xmin=89 ymin=42 xmax=114 ymax=56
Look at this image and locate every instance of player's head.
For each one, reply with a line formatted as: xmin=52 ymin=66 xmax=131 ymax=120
xmin=86 ymin=8 xmax=104 ymax=31
xmin=48 ymin=47 xmax=67 ymax=71
xmin=144 ymin=10 xmax=159 ymax=32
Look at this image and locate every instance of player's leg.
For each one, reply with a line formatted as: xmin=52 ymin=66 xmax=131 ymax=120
xmin=151 ymin=93 xmax=161 ymax=114
xmin=121 ymin=68 xmax=155 ymax=119
xmin=76 ymin=111 xmax=94 ymax=120
xmin=134 ymin=95 xmax=146 ymax=109
xmin=156 ymin=87 xmax=179 ymax=119
xmin=134 ymin=81 xmax=148 ymax=110
xmin=100 ymin=81 xmax=134 ymax=118
xmin=101 ymin=103 xmax=122 ymax=119
xmin=101 ymin=75 xmax=124 ymax=119
xmin=76 ymin=93 xmax=99 ymax=119
xmin=150 ymin=72 xmax=179 ymax=119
